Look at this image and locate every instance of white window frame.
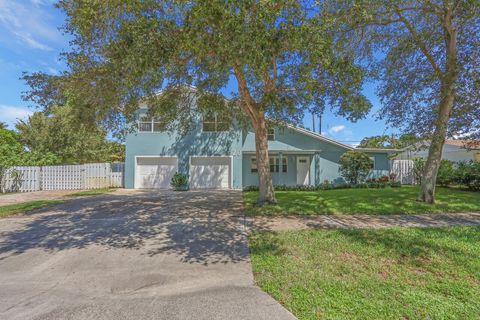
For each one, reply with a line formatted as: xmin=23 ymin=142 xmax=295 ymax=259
xmin=369 ymin=156 xmax=376 ymax=170
xmin=267 ymin=128 xmax=275 ymax=141
xmin=203 ymin=114 xmax=229 ymax=132
xmin=281 ymin=156 xmax=288 ymax=173
xmin=250 ymin=157 xmax=258 ymax=173
xmin=251 ymin=156 xmax=288 ymax=173
xmin=138 ymin=116 xmax=164 ymax=133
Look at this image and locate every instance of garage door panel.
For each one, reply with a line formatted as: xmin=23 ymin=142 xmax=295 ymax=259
xmin=135 ymin=157 xmax=177 ymax=189
xmin=190 ymin=157 xmax=231 ymax=189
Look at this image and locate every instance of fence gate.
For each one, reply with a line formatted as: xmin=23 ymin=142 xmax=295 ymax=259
xmin=391 ymin=160 xmax=416 ymax=184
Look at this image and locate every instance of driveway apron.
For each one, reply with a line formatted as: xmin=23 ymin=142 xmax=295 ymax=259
xmin=0 ymin=190 xmax=295 ymax=320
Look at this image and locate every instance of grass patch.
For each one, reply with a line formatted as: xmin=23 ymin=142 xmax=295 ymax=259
xmin=244 ymin=186 xmax=480 ymax=215
xmin=68 ymin=188 xmax=116 ymax=197
xmin=250 ymin=227 xmax=480 ymax=320
xmin=0 ymin=200 xmax=65 ymax=218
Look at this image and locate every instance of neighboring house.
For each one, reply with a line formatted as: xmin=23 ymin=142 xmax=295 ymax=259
xmin=125 ymin=101 xmax=396 ymax=189
xmin=396 ymin=140 xmax=480 ymax=163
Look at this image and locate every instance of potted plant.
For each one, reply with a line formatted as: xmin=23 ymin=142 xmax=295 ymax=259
xmin=170 ymin=172 xmax=189 ymax=191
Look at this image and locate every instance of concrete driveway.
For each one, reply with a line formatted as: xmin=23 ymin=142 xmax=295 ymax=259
xmin=0 ymin=190 xmax=294 ymax=320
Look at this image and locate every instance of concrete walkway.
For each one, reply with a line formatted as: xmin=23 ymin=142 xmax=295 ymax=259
xmin=251 ymin=213 xmax=480 ymax=231
xmin=0 ymin=190 xmax=295 ymax=320
xmin=0 ymin=190 xmax=81 ymax=206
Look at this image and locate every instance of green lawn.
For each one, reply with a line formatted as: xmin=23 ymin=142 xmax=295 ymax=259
xmin=0 ymin=200 xmax=65 ymax=218
xmin=249 ymin=227 xmax=480 ymax=320
xmin=244 ymin=186 xmax=480 ymax=215
xmin=67 ymin=188 xmax=116 ymax=197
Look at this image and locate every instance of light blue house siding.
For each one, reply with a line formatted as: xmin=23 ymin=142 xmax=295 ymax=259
xmin=125 ymin=113 xmax=391 ymax=189
xmin=125 ymin=116 xmax=244 ymax=189
xmin=240 ymin=127 xmax=390 ymax=187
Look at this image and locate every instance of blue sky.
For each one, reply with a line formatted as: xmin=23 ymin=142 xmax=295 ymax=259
xmin=0 ymin=0 xmax=397 ymax=146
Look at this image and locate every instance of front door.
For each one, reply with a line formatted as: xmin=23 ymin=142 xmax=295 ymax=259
xmin=296 ymin=156 xmax=310 ymax=185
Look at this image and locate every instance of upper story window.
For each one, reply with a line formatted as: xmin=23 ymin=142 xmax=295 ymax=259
xmin=138 ymin=115 xmax=165 ymax=132
xmin=267 ymin=128 xmax=275 ymax=141
xmin=203 ymin=113 xmax=229 ymax=132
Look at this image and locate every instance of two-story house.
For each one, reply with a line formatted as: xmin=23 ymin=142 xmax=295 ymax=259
xmin=125 ymin=99 xmax=395 ymax=189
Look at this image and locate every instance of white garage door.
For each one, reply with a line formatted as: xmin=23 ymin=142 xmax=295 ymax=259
xmin=190 ymin=156 xmax=231 ymax=189
xmin=135 ymin=157 xmax=178 ymax=189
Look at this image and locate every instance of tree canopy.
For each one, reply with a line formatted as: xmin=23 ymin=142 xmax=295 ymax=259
xmin=358 ymin=134 xmax=418 ymax=149
xmin=16 ymin=104 xmax=125 ymax=164
xmin=323 ymin=0 xmax=480 ymax=203
xmin=30 ymin=0 xmax=372 ymax=203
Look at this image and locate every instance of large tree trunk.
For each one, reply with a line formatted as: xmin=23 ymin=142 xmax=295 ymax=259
xmin=233 ymin=65 xmax=276 ymax=204
xmin=417 ymin=90 xmax=453 ymax=203
xmin=252 ymin=112 xmax=276 ymax=204
xmin=417 ymin=8 xmax=457 ymax=204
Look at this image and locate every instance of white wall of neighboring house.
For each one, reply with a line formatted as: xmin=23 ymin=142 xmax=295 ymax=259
xmin=396 ymin=141 xmax=480 ymax=163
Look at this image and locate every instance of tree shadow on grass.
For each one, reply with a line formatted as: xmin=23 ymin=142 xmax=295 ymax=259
xmin=331 ymin=227 xmax=480 ymax=270
xmin=0 ymin=190 xmax=248 ymax=265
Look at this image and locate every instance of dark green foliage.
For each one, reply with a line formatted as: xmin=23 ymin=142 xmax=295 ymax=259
xmin=15 ymin=105 xmax=125 ymax=164
xmin=456 ymin=161 xmax=480 ymax=191
xmin=339 ymin=151 xmax=373 ymax=184
xmin=413 ymin=158 xmax=480 ymax=190
xmin=170 ymin=172 xmax=189 ymax=191
xmin=0 ymin=128 xmax=60 ymax=192
xmin=436 ymin=160 xmax=456 ymax=187
xmin=412 ymin=157 xmax=426 ymax=185
xmin=243 ymin=180 xmax=401 ymax=192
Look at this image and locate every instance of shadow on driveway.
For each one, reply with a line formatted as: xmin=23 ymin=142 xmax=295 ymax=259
xmin=0 ymin=190 xmax=248 ymax=265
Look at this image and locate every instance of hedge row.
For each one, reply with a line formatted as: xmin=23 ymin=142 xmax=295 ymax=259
xmin=243 ymin=180 xmax=401 ymax=192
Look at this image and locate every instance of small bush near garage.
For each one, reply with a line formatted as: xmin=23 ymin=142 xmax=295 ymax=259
xmin=170 ymin=172 xmax=189 ymax=191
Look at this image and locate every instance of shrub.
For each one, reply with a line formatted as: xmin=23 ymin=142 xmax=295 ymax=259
xmin=455 ymin=161 xmax=480 ymax=191
xmin=170 ymin=172 xmax=189 ymax=191
xmin=437 ymin=159 xmax=456 ymax=186
xmin=339 ymin=151 xmax=373 ymax=185
xmin=242 ymin=181 xmax=401 ymax=192
xmin=412 ymin=157 xmax=425 ymax=185
xmin=390 ymin=181 xmax=402 ymax=188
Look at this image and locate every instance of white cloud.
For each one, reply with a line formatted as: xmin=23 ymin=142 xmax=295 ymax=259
xmin=13 ymin=31 xmax=52 ymax=50
xmin=0 ymin=105 xmax=33 ymax=125
xmin=0 ymin=0 xmax=60 ymax=50
xmin=30 ymin=0 xmax=56 ymax=5
xmin=47 ymin=67 xmax=59 ymax=74
xmin=329 ymin=125 xmax=346 ymax=134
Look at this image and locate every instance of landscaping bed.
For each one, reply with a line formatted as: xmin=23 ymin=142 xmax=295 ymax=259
xmin=244 ymin=186 xmax=480 ymax=216
xmin=249 ymin=227 xmax=480 ymax=320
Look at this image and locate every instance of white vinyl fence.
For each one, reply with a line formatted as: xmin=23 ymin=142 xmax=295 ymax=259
xmin=391 ymin=160 xmax=416 ymax=184
xmin=2 ymin=163 xmax=124 ymax=193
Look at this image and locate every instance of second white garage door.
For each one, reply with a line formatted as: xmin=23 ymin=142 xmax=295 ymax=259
xmin=189 ymin=156 xmax=231 ymax=189
xmin=135 ymin=156 xmax=178 ymax=189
